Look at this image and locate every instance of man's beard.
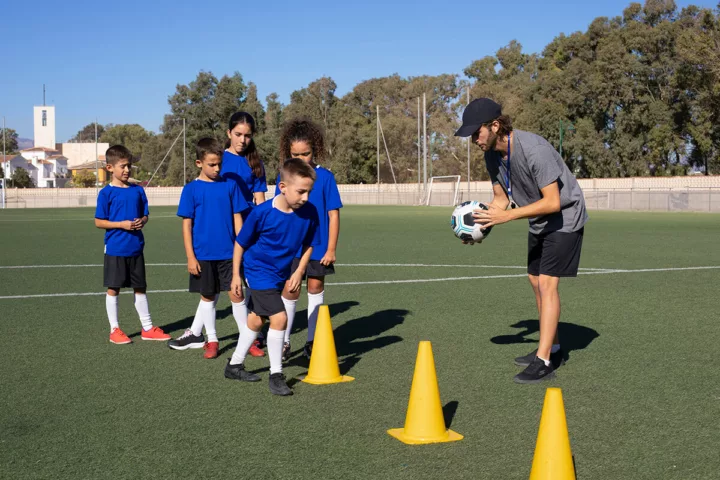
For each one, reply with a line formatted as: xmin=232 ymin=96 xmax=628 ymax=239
xmin=486 ymin=130 xmax=498 ymax=150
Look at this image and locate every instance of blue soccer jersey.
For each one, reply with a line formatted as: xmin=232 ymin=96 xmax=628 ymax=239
xmin=236 ymin=198 xmax=321 ymax=290
xmin=221 ymin=150 xmax=268 ymax=210
xmin=177 ymin=178 xmax=250 ymax=261
xmin=95 ymin=184 xmax=149 ymax=257
xmin=275 ymin=165 xmax=343 ymax=261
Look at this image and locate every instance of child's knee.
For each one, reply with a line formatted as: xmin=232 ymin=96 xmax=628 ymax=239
xmin=307 ymin=276 xmax=325 ymax=295
xmin=269 ymin=312 xmax=288 ymax=331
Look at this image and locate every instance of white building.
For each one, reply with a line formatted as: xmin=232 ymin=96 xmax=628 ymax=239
xmin=17 ymin=147 xmax=69 ymax=188
xmin=62 ymin=142 xmax=110 ymax=168
xmin=34 ymin=106 xmax=56 ymax=149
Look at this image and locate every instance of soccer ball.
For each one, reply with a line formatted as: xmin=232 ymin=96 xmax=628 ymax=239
xmin=450 ymin=201 xmax=493 ymax=244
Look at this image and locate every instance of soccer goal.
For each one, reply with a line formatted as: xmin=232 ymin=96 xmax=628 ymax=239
xmin=424 ymin=175 xmax=461 ymax=206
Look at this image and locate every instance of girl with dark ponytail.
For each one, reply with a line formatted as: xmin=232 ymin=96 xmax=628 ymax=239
xmin=222 ymin=112 xmax=267 ymax=211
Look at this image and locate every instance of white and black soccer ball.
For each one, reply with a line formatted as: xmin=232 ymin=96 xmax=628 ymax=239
xmin=450 ymin=200 xmax=493 ymax=244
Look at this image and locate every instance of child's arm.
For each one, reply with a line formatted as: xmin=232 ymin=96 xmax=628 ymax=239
xmin=231 ymin=242 xmax=245 ymax=298
xmin=320 ymin=209 xmax=340 ymax=266
xmin=95 ymin=218 xmax=135 ymax=231
xmin=288 ymin=245 xmax=313 ymax=293
xmin=182 ymin=218 xmax=201 ymax=275
xmin=233 ymin=213 xmax=243 ymax=236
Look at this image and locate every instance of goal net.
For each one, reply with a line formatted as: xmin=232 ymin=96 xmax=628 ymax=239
xmin=424 ymin=175 xmax=461 ymax=206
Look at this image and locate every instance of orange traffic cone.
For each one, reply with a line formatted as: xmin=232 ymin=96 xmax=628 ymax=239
xmin=301 ymin=305 xmax=354 ymax=385
xmin=387 ymin=341 xmax=463 ymax=444
xmin=529 ymin=388 xmax=576 ymax=479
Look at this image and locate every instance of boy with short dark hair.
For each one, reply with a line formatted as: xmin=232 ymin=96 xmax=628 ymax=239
xmin=168 ymin=138 xmax=251 ymax=359
xmin=95 ymin=145 xmax=170 ymax=344
xmin=226 ymin=158 xmax=320 ymax=396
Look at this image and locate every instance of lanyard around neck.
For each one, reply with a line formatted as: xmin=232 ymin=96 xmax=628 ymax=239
xmin=499 ymin=135 xmax=512 ymax=200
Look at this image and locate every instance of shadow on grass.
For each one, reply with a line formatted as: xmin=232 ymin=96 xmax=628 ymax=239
xmin=443 ymin=401 xmax=459 ymax=429
xmin=491 ymin=319 xmax=599 ymax=363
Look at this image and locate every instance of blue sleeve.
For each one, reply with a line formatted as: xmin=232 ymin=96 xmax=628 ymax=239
xmin=95 ymin=188 xmax=109 ymax=219
xmin=325 ymin=173 xmax=343 ymax=211
xmin=253 ymin=164 xmax=268 ymax=193
xmin=236 ymin=208 xmax=260 ymax=249
xmin=177 ymin=184 xmax=195 ymax=218
xmin=140 ymin=187 xmax=149 ymax=216
xmin=274 ymin=173 xmax=281 ymax=196
xmin=304 ymin=207 xmax=321 ymax=247
xmin=231 ymin=182 xmax=250 ymax=215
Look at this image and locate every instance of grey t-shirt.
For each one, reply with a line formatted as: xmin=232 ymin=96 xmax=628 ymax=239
xmin=484 ymin=129 xmax=588 ymax=234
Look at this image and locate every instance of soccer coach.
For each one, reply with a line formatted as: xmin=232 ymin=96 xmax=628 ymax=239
xmin=455 ymin=98 xmax=588 ymax=384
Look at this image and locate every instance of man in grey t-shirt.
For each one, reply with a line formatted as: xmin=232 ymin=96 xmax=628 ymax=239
xmin=455 ymin=98 xmax=588 ymax=384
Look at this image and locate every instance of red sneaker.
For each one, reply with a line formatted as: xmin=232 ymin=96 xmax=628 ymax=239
xmin=203 ymin=341 xmax=219 ymax=359
xmin=248 ymin=339 xmax=265 ymax=357
xmin=141 ymin=326 xmax=171 ymax=341
xmin=110 ymin=328 xmax=132 ymax=345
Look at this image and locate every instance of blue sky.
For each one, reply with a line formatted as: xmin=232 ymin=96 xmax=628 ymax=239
xmin=2 ymin=0 xmax=715 ymax=142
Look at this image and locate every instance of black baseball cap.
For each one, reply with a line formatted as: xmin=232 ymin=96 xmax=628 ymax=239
xmin=454 ymin=98 xmax=502 ymax=137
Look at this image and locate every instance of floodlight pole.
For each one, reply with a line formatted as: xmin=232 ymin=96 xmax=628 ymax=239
xmin=417 ymin=97 xmax=421 ymax=191
xmin=376 ymin=105 xmax=380 ymax=188
xmin=95 ymin=118 xmax=99 ymax=194
xmin=466 ymin=87 xmax=471 ymax=197
xmin=183 ymin=117 xmax=186 ymax=185
xmin=2 ymin=116 xmax=5 ymax=208
xmin=423 ymin=93 xmax=427 ymax=193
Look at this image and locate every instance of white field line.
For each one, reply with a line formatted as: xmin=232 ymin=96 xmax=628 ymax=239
xmin=1 ymin=265 xmax=719 ymax=300
xmin=0 ymin=263 xmax=612 ymax=270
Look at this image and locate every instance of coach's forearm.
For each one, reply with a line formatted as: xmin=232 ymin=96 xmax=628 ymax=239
xmin=508 ymin=196 xmax=561 ymax=221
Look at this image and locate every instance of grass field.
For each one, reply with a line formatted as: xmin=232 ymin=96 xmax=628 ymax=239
xmin=1 ymin=205 xmax=719 ymax=480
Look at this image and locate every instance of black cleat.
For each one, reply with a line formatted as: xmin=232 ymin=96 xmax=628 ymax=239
xmin=268 ymin=373 xmax=293 ymax=396
xmin=514 ymin=357 xmax=556 ymax=384
xmin=168 ymin=330 xmax=205 ymax=350
xmin=282 ymin=342 xmax=291 ymax=362
xmin=514 ymin=348 xmax=565 ymax=368
xmin=224 ymin=360 xmax=261 ymax=382
xmin=302 ymin=341 xmax=313 ymax=359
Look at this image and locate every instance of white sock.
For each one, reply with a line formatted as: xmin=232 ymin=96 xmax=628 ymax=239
xmin=202 ymin=300 xmax=218 ymax=343
xmin=190 ymin=300 xmax=211 ymax=337
xmin=551 ymin=344 xmax=561 ymax=354
xmin=232 ymin=300 xmax=248 ymax=333
xmin=230 ymin=322 xmax=259 ymax=365
xmin=307 ymin=291 xmax=324 ymax=342
xmin=134 ymin=293 xmax=153 ymax=331
xmin=282 ymin=297 xmax=297 ymax=343
xmin=106 ymin=294 xmax=119 ymax=330
xmin=267 ymin=328 xmax=285 ymax=374
xmin=538 ymin=356 xmax=551 ymax=367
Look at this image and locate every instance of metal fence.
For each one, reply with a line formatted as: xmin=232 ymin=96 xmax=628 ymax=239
xmin=2 ymin=184 xmax=720 ymax=212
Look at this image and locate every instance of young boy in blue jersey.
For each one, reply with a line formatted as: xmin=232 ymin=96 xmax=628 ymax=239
xmin=168 ymin=138 xmax=251 ymax=359
xmin=95 ymin=145 xmax=170 ymax=344
xmin=275 ymin=118 xmax=342 ymax=361
xmin=226 ymin=158 xmax=320 ymax=396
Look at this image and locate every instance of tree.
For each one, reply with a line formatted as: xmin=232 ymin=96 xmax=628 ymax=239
xmin=71 ymin=170 xmax=97 ymax=188
xmin=10 ymin=168 xmax=34 ymax=188
xmin=0 ymin=127 xmax=19 ymax=154
xmin=70 ymin=123 xmax=104 ymax=142
xmin=100 ymin=124 xmax=154 ymax=162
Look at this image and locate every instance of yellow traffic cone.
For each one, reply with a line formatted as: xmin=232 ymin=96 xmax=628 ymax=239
xmin=301 ymin=305 xmax=354 ymax=385
xmin=529 ymin=388 xmax=576 ymax=480
xmin=387 ymin=341 xmax=463 ymax=444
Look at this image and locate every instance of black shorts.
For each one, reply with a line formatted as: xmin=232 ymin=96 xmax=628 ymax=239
xmin=527 ymin=227 xmax=584 ymax=278
xmin=246 ymin=287 xmax=285 ymax=317
xmin=104 ymin=254 xmax=147 ymax=289
xmin=290 ymin=257 xmax=335 ymax=278
xmin=189 ymin=259 xmax=233 ymax=297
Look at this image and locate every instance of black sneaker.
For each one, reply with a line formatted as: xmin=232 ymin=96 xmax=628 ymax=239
xmin=168 ymin=329 xmax=205 ymax=350
xmin=514 ymin=348 xmax=565 ymax=368
xmin=224 ymin=360 xmax=261 ymax=382
xmin=302 ymin=341 xmax=313 ymax=359
xmin=513 ymin=357 xmax=556 ymax=384
xmin=268 ymin=373 xmax=293 ymax=396
xmin=282 ymin=342 xmax=291 ymax=362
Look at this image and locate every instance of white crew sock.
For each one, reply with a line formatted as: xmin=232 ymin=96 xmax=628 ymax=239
xmin=134 ymin=293 xmax=153 ymax=331
xmin=282 ymin=297 xmax=298 ymax=343
xmin=201 ymin=300 xmax=218 ymax=343
xmin=551 ymin=344 xmax=561 ymax=354
xmin=538 ymin=356 xmax=551 ymax=367
xmin=267 ymin=328 xmax=285 ymax=374
xmin=232 ymin=300 xmax=248 ymax=333
xmin=230 ymin=322 xmax=259 ymax=365
xmin=106 ymin=294 xmax=119 ymax=330
xmin=190 ymin=300 xmax=212 ymax=337
xmin=307 ymin=291 xmax=324 ymax=342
